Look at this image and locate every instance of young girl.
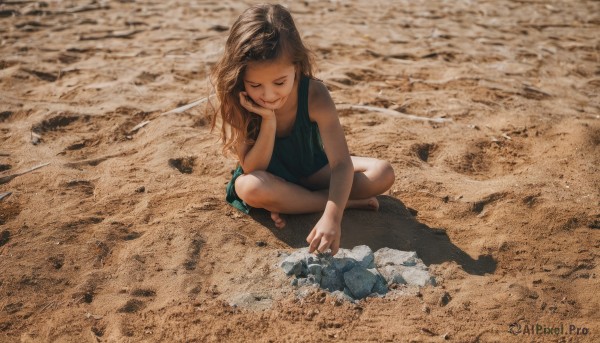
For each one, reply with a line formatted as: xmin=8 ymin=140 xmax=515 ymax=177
xmin=211 ymin=4 xmax=395 ymax=256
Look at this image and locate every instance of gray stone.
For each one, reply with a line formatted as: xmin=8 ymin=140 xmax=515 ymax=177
xmin=414 ymin=260 xmax=428 ymax=270
xmin=343 ymin=287 xmax=354 ymax=299
xmin=296 ymin=286 xmax=315 ymax=299
xmin=307 ymin=264 xmax=323 ymax=284
xmin=307 ymin=263 xmax=322 ymax=275
xmin=374 ymin=248 xmax=418 ymax=267
xmin=402 ymin=268 xmax=433 ymax=287
xmin=305 ymin=255 xmax=319 ymax=265
xmin=306 ymin=252 xmax=327 ymax=265
xmin=348 ymin=245 xmax=375 ymax=268
xmin=281 ymin=260 xmax=303 ymax=277
xmin=333 ymin=248 xmax=351 ymax=258
xmin=297 ymin=276 xmax=319 ymax=287
xmin=331 ymin=290 xmax=354 ymax=303
xmin=369 ymin=268 xmax=388 ymax=295
xmin=280 ymin=248 xmax=311 ymax=276
xmin=379 ymin=265 xmax=407 ymax=285
xmin=332 ymin=257 xmax=356 ymax=273
xmin=320 ymin=265 xmax=344 ymax=292
xmin=343 ymin=265 xmax=377 ymax=299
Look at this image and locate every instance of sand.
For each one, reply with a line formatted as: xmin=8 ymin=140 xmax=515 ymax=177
xmin=1 ymin=0 xmax=599 ymax=342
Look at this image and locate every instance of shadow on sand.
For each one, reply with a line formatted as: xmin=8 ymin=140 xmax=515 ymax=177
xmin=249 ymin=195 xmax=496 ymax=276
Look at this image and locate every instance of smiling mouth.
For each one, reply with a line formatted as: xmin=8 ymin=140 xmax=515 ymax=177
xmin=262 ymin=99 xmax=280 ymax=105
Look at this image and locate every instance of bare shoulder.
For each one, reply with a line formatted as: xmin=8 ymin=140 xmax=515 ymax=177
xmin=307 ymin=78 xmax=336 ymax=122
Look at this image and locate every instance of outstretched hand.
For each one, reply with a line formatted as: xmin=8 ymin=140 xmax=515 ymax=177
xmin=239 ymin=92 xmax=275 ymax=119
xmin=306 ymin=214 xmax=341 ymax=256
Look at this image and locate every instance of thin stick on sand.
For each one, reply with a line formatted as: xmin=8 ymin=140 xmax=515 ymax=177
xmin=336 ymin=104 xmax=452 ymax=123
xmin=160 ymin=95 xmax=215 ymax=116
xmin=135 ymin=97 xmax=450 ymax=131
xmin=128 ymin=95 xmax=216 ymax=132
xmin=129 ymin=120 xmax=151 ymax=133
xmin=0 ymin=192 xmax=11 ymax=201
xmin=0 ymin=162 xmax=51 ymax=185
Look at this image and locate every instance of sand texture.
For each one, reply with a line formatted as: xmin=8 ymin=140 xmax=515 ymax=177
xmin=1 ymin=0 xmax=599 ymax=342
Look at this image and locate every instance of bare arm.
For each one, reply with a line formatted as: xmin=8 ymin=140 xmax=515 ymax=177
xmin=236 ymin=92 xmax=277 ymax=173
xmin=306 ymin=80 xmax=354 ymax=255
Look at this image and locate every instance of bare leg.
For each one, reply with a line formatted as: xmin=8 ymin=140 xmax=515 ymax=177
xmin=299 ymin=156 xmax=396 ymax=200
xmin=235 ymin=156 xmax=394 ymax=228
xmin=269 ymin=197 xmax=378 ymax=229
xmin=236 ymin=174 xmax=350 ymax=214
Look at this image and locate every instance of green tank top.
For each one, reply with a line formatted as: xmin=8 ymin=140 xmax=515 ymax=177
xmin=226 ymin=75 xmax=329 ymax=213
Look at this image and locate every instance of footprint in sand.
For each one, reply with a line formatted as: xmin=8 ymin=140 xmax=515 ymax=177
xmin=183 ymin=237 xmax=205 ymax=271
xmin=410 ymin=143 xmax=437 ymax=163
xmin=169 ymin=157 xmax=196 ymax=174
xmin=63 ymin=179 xmax=95 ymax=196
xmin=445 ymin=139 xmax=527 ymax=179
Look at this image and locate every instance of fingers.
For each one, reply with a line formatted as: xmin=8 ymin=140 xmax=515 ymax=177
xmin=306 ymin=227 xmax=316 ymax=244
xmin=308 ymin=232 xmax=335 ymax=254
xmin=317 ymin=238 xmax=332 ymax=254
xmin=238 ymin=92 xmax=254 ymax=111
xmin=308 ymin=232 xmax=322 ymax=253
xmin=238 ymin=92 xmax=274 ymax=118
xmin=330 ymin=239 xmax=340 ymax=256
xmin=306 ymin=223 xmax=340 ymax=255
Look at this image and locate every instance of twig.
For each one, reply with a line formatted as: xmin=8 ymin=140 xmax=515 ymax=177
xmin=130 ymin=120 xmax=151 ymax=133
xmin=160 ymin=95 xmax=215 ymax=116
xmin=421 ymin=327 xmax=437 ymax=336
xmin=65 ymin=3 xmax=109 ymax=14
xmin=40 ymin=301 xmax=56 ymax=312
xmin=63 ymin=153 xmax=123 ymax=169
xmin=0 ymin=162 xmax=50 ymax=185
xmin=79 ymin=29 xmax=145 ymax=41
xmin=335 ymin=104 xmax=452 ymax=123
xmin=0 ymin=192 xmax=12 ymax=201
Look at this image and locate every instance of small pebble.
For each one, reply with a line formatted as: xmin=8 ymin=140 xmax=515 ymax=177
xmin=439 ymin=292 xmax=452 ymax=306
xmin=0 ymin=230 xmax=10 ymax=247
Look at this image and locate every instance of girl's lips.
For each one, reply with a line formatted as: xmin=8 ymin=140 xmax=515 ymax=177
xmin=261 ymin=98 xmax=284 ymax=108
xmin=262 ymin=99 xmax=280 ymax=105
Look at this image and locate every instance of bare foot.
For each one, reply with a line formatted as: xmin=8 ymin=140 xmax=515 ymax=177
xmin=346 ymin=197 xmax=379 ymax=211
xmin=271 ymin=212 xmax=286 ymax=229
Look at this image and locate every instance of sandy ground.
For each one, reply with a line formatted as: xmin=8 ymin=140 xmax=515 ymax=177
xmin=1 ymin=0 xmax=599 ymax=342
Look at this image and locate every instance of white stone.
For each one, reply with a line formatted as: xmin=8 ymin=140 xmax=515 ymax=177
xmin=374 ymin=248 xmax=418 ymax=267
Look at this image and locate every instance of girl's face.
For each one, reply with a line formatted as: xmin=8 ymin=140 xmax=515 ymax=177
xmin=243 ymin=57 xmax=296 ymax=111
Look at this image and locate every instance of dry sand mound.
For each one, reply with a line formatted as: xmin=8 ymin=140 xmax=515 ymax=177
xmin=1 ymin=0 xmax=599 ymax=342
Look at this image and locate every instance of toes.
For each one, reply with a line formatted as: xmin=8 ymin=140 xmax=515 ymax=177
xmin=275 ymin=219 xmax=286 ymax=229
xmin=271 ymin=212 xmax=280 ymax=222
xmin=271 ymin=212 xmax=286 ymax=229
xmin=369 ymin=198 xmax=380 ymax=211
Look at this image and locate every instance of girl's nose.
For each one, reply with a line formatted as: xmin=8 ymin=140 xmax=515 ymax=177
xmin=263 ymin=87 xmax=277 ymax=101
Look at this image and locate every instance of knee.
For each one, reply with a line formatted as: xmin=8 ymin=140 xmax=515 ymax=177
xmin=234 ymin=170 xmax=274 ymax=208
xmin=375 ymin=160 xmax=395 ymax=191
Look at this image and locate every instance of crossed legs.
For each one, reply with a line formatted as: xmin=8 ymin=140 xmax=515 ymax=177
xmin=234 ymin=156 xmax=395 ymax=228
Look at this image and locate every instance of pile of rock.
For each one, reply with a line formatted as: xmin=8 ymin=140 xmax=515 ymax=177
xmin=279 ymin=245 xmax=435 ymax=301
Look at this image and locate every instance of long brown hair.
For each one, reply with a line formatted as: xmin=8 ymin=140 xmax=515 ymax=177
xmin=210 ymin=4 xmax=315 ymax=155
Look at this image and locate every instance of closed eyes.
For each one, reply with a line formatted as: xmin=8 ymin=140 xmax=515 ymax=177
xmin=247 ymin=80 xmax=286 ymax=88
